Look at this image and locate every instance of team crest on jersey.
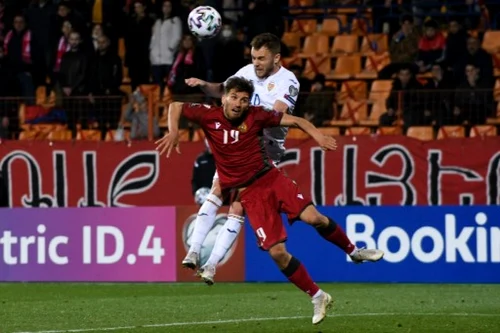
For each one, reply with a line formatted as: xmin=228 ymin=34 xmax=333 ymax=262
xmin=238 ymin=122 xmax=248 ymax=133
xmin=267 ymin=82 xmax=275 ymax=91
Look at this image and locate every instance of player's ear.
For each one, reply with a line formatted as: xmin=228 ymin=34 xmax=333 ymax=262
xmin=221 ymin=95 xmax=226 ymax=105
xmin=274 ymin=53 xmax=281 ymax=65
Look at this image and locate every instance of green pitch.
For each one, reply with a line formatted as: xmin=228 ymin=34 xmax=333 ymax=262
xmin=1 ymin=283 xmax=499 ymax=333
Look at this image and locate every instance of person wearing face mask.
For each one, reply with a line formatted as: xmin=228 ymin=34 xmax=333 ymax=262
xmin=212 ymin=22 xmax=245 ymax=83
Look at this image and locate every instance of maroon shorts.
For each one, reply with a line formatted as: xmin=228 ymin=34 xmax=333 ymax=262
xmin=239 ymin=168 xmax=313 ymax=250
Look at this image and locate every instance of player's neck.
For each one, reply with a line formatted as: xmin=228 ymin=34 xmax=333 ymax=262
xmin=261 ymin=65 xmax=281 ymax=81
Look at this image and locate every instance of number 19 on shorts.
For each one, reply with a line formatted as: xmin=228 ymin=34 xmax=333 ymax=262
xmin=256 ymin=227 xmax=267 ymax=247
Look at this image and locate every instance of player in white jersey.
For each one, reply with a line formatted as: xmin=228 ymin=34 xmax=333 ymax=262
xmin=182 ymin=33 xmax=300 ymax=284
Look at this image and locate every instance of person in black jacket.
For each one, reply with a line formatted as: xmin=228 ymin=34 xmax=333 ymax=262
xmin=191 ymin=139 xmax=216 ymax=205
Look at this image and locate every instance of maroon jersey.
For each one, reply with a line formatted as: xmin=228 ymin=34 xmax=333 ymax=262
xmin=182 ymin=103 xmax=283 ymax=190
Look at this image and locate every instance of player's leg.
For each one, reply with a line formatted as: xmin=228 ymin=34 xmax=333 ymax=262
xmin=268 ymin=242 xmax=333 ymax=325
xmin=199 ymin=200 xmax=245 ymax=284
xmin=298 ymin=205 xmax=384 ymax=263
xmin=182 ymin=172 xmax=224 ymax=269
xmin=239 ymin=177 xmax=333 ymax=325
xmin=277 ymin=172 xmax=384 ymax=263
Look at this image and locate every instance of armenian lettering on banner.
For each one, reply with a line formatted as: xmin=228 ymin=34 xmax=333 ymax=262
xmin=0 ymin=137 xmax=499 ymax=207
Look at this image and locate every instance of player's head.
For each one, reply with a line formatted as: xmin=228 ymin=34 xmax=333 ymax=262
xmin=250 ymin=33 xmax=281 ymax=79
xmin=222 ymin=77 xmax=254 ymax=120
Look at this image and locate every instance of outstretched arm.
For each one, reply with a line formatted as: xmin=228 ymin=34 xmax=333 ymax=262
xmin=155 ymin=102 xmax=184 ymax=157
xmin=280 ymin=113 xmax=337 ymax=151
xmin=185 ymin=78 xmax=224 ymax=98
xmin=167 ymin=101 xmax=184 ymax=135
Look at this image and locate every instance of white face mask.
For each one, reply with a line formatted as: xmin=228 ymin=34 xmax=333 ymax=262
xmin=221 ymin=29 xmax=232 ymax=38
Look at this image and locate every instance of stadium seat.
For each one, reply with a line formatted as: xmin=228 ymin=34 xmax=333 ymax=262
xmin=481 ymin=30 xmax=500 ymax=54
xmin=319 ymin=127 xmax=340 ymax=136
xmin=344 ymin=126 xmax=371 ymax=135
xmin=376 ymin=126 xmax=402 ymax=135
xmin=350 ymin=17 xmax=370 ymax=35
xmin=407 ymin=126 xmax=434 ymax=140
xmin=330 ymin=98 xmax=367 ymax=126
xmin=469 ymin=125 xmax=498 ymax=137
xmin=47 ymin=130 xmax=72 ymax=141
xmin=338 ymin=80 xmax=367 ymax=104
xmin=320 ymin=17 xmax=344 ymax=36
xmin=368 ymin=80 xmax=392 ymax=103
xmin=76 ymin=130 xmax=101 ymax=141
xmin=178 ymin=129 xmax=191 ymax=142
xmin=437 ymin=126 xmax=466 ymax=139
xmin=290 ymin=19 xmax=317 ymax=35
xmin=331 ymin=35 xmax=359 ymax=55
xmin=192 ymin=129 xmax=205 ymax=142
xmin=360 ymin=34 xmax=389 ymax=55
xmin=288 ymin=128 xmax=310 ymax=139
xmin=19 ymin=130 xmax=50 ymax=140
xmin=300 ymin=34 xmax=330 ymax=57
xmin=330 ymin=55 xmax=361 ymax=80
xmin=359 ymin=100 xmax=386 ymax=126
xmin=281 ymin=32 xmax=301 ymax=52
xmin=105 ymin=129 xmax=131 ymax=142
xmin=303 ymin=56 xmax=332 ymax=79
xmin=355 ymin=52 xmax=391 ymax=79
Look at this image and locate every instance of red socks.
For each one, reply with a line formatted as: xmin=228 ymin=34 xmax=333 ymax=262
xmin=281 ymin=256 xmax=319 ymax=297
xmin=317 ymin=218 xmax=355 ymax=254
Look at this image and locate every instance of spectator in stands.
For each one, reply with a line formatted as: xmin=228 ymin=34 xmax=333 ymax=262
xmin=378 ymin=14 xmax=420 ymax=79
xmin=424 ymin=63 xmax=455 ymax=126
xmin=88 ymin=34 xmax=123 ymax=133
xmin=125 ymin=0 xmax=154 ymax=90
xmin=302 ymin=74 xmax=334 ymax=126
xmin=123 ymin=89 xmax=160 ymax=140
xmin=167 ymin=34 xmax=206 ymax=95
xmin=191 ymin=139 xmax=216 ymax=199
xmin=212 ymin=22 xmax=246 ymax=83
xmin=411 ymin=0 xmax=442 ymax=26
xmin=453 ymin=36 xmax=494 ymax=87
xmin=52 ymin=2 xmax=85 ymax=43
xmin=52 ymin=19 xmax=72 ymax=99
xmin=454 ymin=63 xmax=493 ymax=125
xmin=4 ymin=14 xmax=35 ymax=103
xmin=89 ymin=23 xmax=104 ymax=54
xmin=416 ymin=20 xmax=446 ymax=73
xmin=289 ymin=64 xmax=311 ymax=93
xmin=444 ymin=18 xmax=468 ymax=71
xmin=59 ymin=31 xmax=89 ymax=136
xmin=25 ymin=0 xmax=56 ymax=90
xmin=150 ymin=0 xmax=182 ymax=95
xmin=379 ymin=65 xmax=426 ymax=130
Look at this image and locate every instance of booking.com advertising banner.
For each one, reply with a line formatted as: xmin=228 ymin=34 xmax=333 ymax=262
xmin=0 ymin=206 xmax=498 ymax=283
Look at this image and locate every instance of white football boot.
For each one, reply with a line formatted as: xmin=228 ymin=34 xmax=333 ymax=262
xmin=181 ymin=251 xmax=199 ymax=270
xmin=199 ymin=264 xmax=216 ymax=286
xmin=350 ymin=247 xmax=384 ymax=263
xmin=312 ymin=291 xmax=333 ymax=325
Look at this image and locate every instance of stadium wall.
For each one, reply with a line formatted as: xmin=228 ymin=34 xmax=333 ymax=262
xmin=0 ymin=206 xmax=498 ymax=283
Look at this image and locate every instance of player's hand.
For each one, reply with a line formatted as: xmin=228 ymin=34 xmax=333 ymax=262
xmin=185 ymin=78 xmax=206 ymax=87
xmin=319 ymin=135 xmax=337 ymax=151
xmin=155 ymin=132 xmax=181 ymax=158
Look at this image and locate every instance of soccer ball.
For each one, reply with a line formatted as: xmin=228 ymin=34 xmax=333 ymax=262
xmin=187 ymin=6 xmax=222 ymax=39
xmin=194 ymin=187 xmax=211 ymax=205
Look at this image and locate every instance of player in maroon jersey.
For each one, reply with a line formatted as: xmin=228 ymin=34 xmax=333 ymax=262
xmin=156 ymin=77 xmax=384 ymax=325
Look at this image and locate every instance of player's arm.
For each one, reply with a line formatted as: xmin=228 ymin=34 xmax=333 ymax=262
xmin=272 ymin=100 xmax=290 ymax=114
xmin=280 ymin=113 xmax=337 ymax=151
xmin=185 ymin=78 xmax=224 ymax=98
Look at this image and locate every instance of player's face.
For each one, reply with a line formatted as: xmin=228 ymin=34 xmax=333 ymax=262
xmin=222 ymin=89 xmax=251 ymax=120
xmin=251 ymin=47 xmax=280 ymax=79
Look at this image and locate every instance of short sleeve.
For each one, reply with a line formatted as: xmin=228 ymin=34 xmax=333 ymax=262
xmin=253 ymin=107 xmax=283 ymax=128
xmin=271 ymin=78 xmax=300 ymax=111
xmin=182 ymin=103 xmax=211 ymax=124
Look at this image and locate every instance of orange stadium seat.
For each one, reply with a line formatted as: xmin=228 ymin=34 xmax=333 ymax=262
xmin=360 ymin=34 xmax=389 ymax=55
xmin=376 ymin=126 xmax=402 ymax=135
xmin=330 ymin=99 xmax=367 ymax=126
xmin=303 ymin=56 xmax=332 ymax=79
xmin=192 ymin=129 xmax=206 ymax=142
xmin=355 ymin=52 xmax=391 ymax=79
xmin=407 ymin=126 xmax=434 ymax=140
xmin=331 ymin=35 xmax=359 ymax=55
xmin=320 ymin=17 xmax=344 ymax=36
xmin=345 ymin=126 xmax=371 ymax=135
xmin=469 ymin=125 xmax=498 ymax=137
xmin=437 ymin=126 xmax=466 ymax=139
xmin=319 ymin=127 xmax=340 ymax=136
xmin=76 ymin=130 xmax=102 ymax=141
xmin=481 ymin=30 xmax=500 ymax=54
xmin=48 ymin=130 xmax=72 ymax=141
xmin=281 ymin=32 xmax=301 ymax=52
xmin=290 ymin=19 xmax=317 ymax=35
xmin=288 ymin=128 xmax=310 ymax=139
xmin=300 ymin=34 xmax=330 ymax=57
xmin=338 ymin=80 xmax=367 ymax=104
xmin=178 ymin=129 xmax=191 ymax=142
xmin=330 ymin=55 xmax=361 ymax=80
xmin=19 ymin=130 xmax=50 ymax=140
xmin=368 ymin=80 xmax=392 ymax=103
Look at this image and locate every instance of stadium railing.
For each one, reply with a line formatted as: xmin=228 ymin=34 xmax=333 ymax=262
xmin=2 ymin=85 xmax=499 ymax=142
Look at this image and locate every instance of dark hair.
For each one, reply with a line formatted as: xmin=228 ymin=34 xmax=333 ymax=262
xmin=224 ymin=77 xmax=255 ymax=97
xmin=250 ymin=33 xmax=281 ymax=55
xmin=400 ymin=14 xmax=413 ymax=25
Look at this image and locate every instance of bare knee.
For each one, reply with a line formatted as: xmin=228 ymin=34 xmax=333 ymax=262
xmin=268 ymin=243 xmax=292 ymax=270
xmin=300 ymin=205 xmax=328 ymax=227
xmin=210 ymin=178 xmax=222 ymax=199
xmin=229 ymin=201 xmax=244 ymax=216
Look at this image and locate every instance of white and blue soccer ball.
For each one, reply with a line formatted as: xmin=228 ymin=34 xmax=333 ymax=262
xmin=194 ymin=187 xmax=211 ymax=205
xmin=187 ymin=6 xmax=222 ymax=39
